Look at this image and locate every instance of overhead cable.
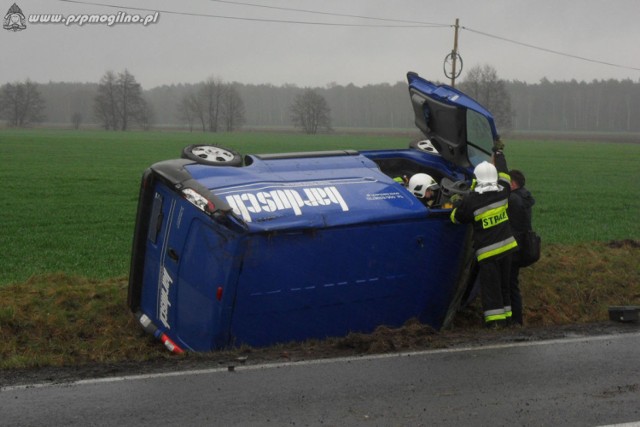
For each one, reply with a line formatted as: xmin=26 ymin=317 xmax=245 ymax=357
xmin=208 ymin=0 xmax=450 ymax=27
xmin=463 ymin=26 xmax=640 ymax=73
xmin=58 ymin=0 xmax=447 ymax=27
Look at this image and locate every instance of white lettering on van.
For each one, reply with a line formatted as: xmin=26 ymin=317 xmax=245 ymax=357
xmin=158 ymin=267 xmax=173 ymax=329
xmin=226 ymin=186 xmax=349 ymax=222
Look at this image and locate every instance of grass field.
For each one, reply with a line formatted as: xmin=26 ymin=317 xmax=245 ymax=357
xmin=1 ymin=129 xmax=639 ymax=286
xmin=0 ymin=128 xmax=639 ymax=369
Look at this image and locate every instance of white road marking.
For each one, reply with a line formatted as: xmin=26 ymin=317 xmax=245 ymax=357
xmin=3 ymin=331 xmax=640 ymax=393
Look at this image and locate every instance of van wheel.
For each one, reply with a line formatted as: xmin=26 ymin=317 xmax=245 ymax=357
xmin=181 ymin=145 xmax=243 ymax=166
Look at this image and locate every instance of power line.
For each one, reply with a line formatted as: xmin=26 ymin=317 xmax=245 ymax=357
xmin=207 ymin=0 xmax=640 ymax=75
xmin=463 ymin=26 xmax=640 ymax=73
xmin=57 ymin=0 xmax=447 ymax=28
xmin=208 ymin=0 xmax=450 ymax=27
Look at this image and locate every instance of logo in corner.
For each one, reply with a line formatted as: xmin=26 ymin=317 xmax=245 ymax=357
xmin=158 ymin=267 xmax=173 ymax=329
xmin=3 ymin=3 xmax=26 ymax=31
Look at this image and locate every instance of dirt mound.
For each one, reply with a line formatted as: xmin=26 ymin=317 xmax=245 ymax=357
xmin=335 ymin=319 xmax=438 ymax=354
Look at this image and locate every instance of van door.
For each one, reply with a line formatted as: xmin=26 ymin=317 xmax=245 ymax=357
xmin=173 ymin=217 xmax=242 ymax=351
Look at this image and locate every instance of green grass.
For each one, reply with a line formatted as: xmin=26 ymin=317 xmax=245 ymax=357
xmin=504 ymin=139 xmax=640 ymax=243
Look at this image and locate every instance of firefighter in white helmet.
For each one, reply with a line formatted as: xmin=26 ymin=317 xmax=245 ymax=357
xmin=450 ymin=145 xmax=518 ymax=329
xmin=407 ymin=173 xmax=440 ymax=207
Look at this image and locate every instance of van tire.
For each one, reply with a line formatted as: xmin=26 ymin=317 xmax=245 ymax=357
xmin=181 ymin=145 xmax=243 ymax=167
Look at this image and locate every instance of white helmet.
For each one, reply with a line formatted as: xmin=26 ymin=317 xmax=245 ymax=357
xmin=407 ymin=173 xmax=439 ymax=198
xmin=473 ymin=161 xmax=498 ymax=186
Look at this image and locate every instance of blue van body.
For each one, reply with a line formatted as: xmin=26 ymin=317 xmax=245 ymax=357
xmin=128 ymin=73 xmax=499 ymax=352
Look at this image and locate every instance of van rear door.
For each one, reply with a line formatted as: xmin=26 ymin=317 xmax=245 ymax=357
xmin=138 ymin=180 xmax=243 ymax=351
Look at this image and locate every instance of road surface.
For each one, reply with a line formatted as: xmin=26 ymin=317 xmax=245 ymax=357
xmin=2 ymin=332 xmax=639 ymax=426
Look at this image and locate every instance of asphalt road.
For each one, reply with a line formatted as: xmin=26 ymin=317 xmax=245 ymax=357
xmin=2 ymin=332 xmax=639 ymax=426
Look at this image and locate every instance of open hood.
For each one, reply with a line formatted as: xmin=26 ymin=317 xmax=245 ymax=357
xmin=407 ymin=72 xmax=498 ymax=169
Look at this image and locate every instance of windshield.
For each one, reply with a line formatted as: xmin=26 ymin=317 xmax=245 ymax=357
xmin=466 ymin=109 xmax=493 ymax=167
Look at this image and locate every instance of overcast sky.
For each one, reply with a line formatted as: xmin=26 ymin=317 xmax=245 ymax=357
xmin=3 ymin=0 xmax=640 ymax=89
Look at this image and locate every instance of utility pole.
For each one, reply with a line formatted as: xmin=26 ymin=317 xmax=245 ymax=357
xmin=450 ymin=18 xmax=460 ymax=87
xmin=443 ymin=18 xmax=463 ymax=87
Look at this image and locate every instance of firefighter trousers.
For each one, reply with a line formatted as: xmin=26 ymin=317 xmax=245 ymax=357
xmin=479 ymin=253 xmax=513 ymax=324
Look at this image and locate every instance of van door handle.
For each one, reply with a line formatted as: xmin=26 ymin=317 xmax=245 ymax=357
xmin=168 ymin=248 xmax=179 ymax=262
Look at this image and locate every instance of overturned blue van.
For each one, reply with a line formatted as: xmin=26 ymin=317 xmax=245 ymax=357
xmin=127 ymin=72 xmax=499 ymax=352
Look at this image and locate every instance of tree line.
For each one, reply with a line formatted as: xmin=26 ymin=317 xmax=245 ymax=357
xmin=3 ymin=67 xmax=640 ymax=133
xmin=0 ymin=71 xmax=336 ymax=134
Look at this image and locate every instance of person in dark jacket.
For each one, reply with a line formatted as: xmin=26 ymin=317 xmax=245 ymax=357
xmin=450 ymin=150 xmax=518 ymax=328
xmin=507 ymin=169 xmax=536 ymax=326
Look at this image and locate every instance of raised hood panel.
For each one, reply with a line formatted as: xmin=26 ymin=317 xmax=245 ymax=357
xmin=407 ymin=72 xmax=498 ymax=169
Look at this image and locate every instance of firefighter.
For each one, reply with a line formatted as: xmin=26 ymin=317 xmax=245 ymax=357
xmin=450 ymin=149 xmax=518 ymax=328
xmin=507 ymin=169 xmax=536 ymax=326
xmin=407 ymin=173 xmax=440 ymax=207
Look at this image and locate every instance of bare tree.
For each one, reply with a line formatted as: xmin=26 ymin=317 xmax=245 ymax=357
xmin=458 ymin=64 xmax=513 ymax=130
xmin=177 ymin=78 xmax=244 ymax=132
xmin=71 ymin=112 xmax=82 ymax=129
xmin=94 ymin=69 xmax=152 ymax=130
xmin=177 ymin=96 xmax=195 ymax=131
xmin=117 ymin=70 xmax=142 ymax=131
xmin=137 ymin=98 xmax=154 ymax=131
xmin=290 ymin=89 xmax=332 ymax=134
xmin=200 ymin=77 xmax=223 ymax=132
xmin=221 ymin=84 xmax=245 ymax=131
xmin=180 ymin=92 xmax=207 ymax=132
xmin=0 ymin=80 xmax=46 ymax=127
xmin=94 ymin=71 xmax=120 ymax=130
